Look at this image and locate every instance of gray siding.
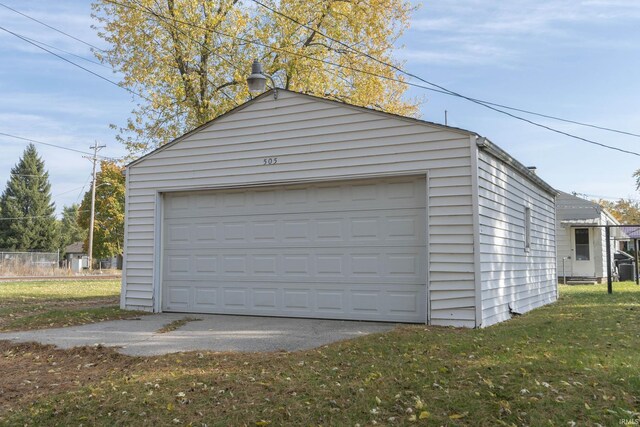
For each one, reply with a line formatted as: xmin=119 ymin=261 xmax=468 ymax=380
xmin=477 ymin=149 xmax=557 ymax=327
xmin=124 ymin=91 xmax=477 ymax=326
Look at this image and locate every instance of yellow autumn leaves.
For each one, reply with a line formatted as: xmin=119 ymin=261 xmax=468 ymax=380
xmin=91 ymin=0 xmax=418 ymax=155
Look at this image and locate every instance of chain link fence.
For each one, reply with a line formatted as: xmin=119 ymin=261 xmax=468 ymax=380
xmin=0 ymin=251 xmax=60 ymax=270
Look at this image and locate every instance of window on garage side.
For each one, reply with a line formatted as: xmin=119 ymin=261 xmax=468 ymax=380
xmin=575 ymin=228 xmax=590 ymax=260
xmin=524 ymin=206 xmax=531 ymax=252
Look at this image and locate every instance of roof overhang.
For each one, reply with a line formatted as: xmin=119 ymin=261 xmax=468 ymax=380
xmin=476 ymin=137 xmax=558 ymax=196
xmin=560 ymin=219 xmax=599 ymax=225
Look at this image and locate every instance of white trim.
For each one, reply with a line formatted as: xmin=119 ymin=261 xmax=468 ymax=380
xmin=152 ymin=191 xmax=164 ymax=313
xmin=147 ymin=169 xmax=429 ymax=195
xmin=552 ymin=194 xmax=559 ymax=300
xmin=425 ymin=170 xmax=431 ymax=325
xmin=151 ymin=172 xmax=429 ymax=320
xmin=469 ymin=135 xmax=483 ymax=328
xmin=120 ymin=169 xmax=130 ymax=309
xmin=524 ymin=205 xmax=532 ymax=253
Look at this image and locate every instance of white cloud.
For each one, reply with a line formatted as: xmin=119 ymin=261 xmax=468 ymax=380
xmin=404 ymin=0 xmax=640 ymax=66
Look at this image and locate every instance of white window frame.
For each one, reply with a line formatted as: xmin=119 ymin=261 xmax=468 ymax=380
xmin=524 ymin=206 xmax=532 ymax=253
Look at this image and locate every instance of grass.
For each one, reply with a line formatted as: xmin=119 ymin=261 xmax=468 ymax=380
xmin=0 ymin=279 xmax=145 ymax=331
xmin=0 ymin=282 xmax=639 ymax=426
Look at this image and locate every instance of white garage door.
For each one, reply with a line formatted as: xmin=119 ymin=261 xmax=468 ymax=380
xmin=161 ymin=176 xmax=426 ymax=322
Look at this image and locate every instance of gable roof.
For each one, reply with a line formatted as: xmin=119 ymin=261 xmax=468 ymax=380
xmin=65 ymin=241 xmax=85 ymax=254
xmin=125 ymin=89 xmax=556 ymax=194
xmin=556 ymin=191 xmax=620 ymax=224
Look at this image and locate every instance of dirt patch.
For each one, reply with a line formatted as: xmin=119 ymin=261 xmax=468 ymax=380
xmin=0 ymin=341 xmax=141 ymax=415
xmin=0 ymin=297 xmax=119 ymax=329
xmin=156 ymin=316 xmax=201 ymax=333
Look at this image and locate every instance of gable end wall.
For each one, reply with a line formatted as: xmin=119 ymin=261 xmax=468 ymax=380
xmin=122 ymin=91 xmax=478 ymax=326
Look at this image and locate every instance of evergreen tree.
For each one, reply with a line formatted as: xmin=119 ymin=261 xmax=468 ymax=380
xmin=58 ymin=204 xmax=88 ymax=255
xmin=0 ymin=144 xmax=58 ymax=251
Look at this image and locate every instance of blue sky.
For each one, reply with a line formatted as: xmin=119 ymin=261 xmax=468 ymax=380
xmin=1 ymin=0 xmax=639 ymax=216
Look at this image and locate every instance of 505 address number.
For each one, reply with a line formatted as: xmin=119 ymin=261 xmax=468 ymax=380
xmin=263 ymin=157 xmax=278 ymax=165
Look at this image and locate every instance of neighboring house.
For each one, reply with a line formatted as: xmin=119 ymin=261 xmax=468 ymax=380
xmin=556 ymin=192 xmax=626 ymax=282
xmin=121 ymin=89 xmax=558 ymax=328
xmin=64 ymin=241 xmax=88 ymax=273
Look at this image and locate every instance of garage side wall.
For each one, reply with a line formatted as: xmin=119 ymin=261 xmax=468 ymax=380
xmin=477 ymin=149 xmax=557 ymax=327
xmin=123 ymin=91 xmax=477 ymax=326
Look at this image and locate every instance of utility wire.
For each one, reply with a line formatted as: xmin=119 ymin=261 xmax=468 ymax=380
xmin=0 ymin=131 xmax=98 ymax=157
xmin=249 ymin=0 xmax=640 ymax=155
xmin=53 ymin=185 xmax=90 ymax=198
xmin=0 ymin=25 xmax=153 ymax=104
xmin=0 ymin=132 xmax=119 ymax=161
xmin=20 ymin=33 xmax=110 ymax=69
xmin=0 ymin=1 xmax=105 ymax=52
xmin=0 ymin=209 xmax=91 ymax=221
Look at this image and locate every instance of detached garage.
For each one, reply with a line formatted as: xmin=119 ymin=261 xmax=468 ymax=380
xmin=122 ymin=89 xmax=558 ymax=328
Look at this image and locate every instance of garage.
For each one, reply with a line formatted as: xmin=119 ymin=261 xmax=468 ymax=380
xmin=122 ymin=89 xmax=558 ymax=327
xmin=162 ymin=177 xmax=426 ymax=322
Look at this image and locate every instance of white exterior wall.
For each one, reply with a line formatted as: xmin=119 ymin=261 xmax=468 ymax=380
xmin=476 ymin=149 xmax=557 ymax=327
xmin=123 ymin=91 xmax=478 ymax=326
xmin=555 ymin=193 xmax=619 ymax=280
xmin=556 ymin=226 xmax=573 ymax=277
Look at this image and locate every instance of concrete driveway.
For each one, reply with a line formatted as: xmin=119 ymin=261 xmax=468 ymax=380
xmin=0 ymin=313 xmax=396 ymax=356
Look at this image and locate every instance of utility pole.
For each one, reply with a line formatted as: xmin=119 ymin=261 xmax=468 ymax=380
xmin=84 ymin=142 xmax=106 ymax=271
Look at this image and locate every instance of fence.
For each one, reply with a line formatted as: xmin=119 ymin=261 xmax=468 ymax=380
xmin=0 ymin=251 xmax=60 ymax=269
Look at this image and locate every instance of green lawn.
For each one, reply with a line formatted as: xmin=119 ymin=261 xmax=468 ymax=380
xmin=0 ymin=279 xmax=145 ymax=331
xmin=1 ymin=282 xmax=639 ymax=426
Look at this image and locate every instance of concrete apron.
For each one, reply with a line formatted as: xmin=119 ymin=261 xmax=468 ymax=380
xmin=0 ymin=313 xmax=396 ymax=356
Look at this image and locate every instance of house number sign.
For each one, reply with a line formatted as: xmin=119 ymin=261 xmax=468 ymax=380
xmin=263 ymin=157 xmax=278 ymax=165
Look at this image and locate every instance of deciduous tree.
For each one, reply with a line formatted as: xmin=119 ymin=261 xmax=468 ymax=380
xmin=58 ymin=204 xmax=88 ymax=255
xmin=92 ymin=0 xmax=417 ymax=155
xmin=598 ymin=198 xmax=640 ymax=224
xmin=78 ymin=161 xmax=126 ymax=259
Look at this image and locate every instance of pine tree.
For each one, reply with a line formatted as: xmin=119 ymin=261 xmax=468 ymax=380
xmin=0 ymin=144 xmax=58 ymax=251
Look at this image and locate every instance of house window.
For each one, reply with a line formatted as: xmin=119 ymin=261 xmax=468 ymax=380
xmin=524 ymin=206 xmax=531 ymax=252
xmin=575 ymin=228 xmax=590 ymax=260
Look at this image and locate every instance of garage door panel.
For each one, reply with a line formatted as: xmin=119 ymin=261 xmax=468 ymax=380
xmin=164 ymin=249 xmax=426 ymax=283
xmin=163 ymin=178 xmax=426 ymax=219
xmin=164 ymin=209 xmax=425 ymax=248
xmin=162 ymin=176 xmax=426 ymax=322
xmin=163 ymin=280 xmax=426 ymax=322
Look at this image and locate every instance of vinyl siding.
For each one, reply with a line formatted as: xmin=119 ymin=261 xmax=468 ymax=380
xmin=123 ymin=91 xmax=477 ymax=326
xmin=477 ymin=149 xmax=557 ymax=327
xmin=555 ymin=192 xmax=619 ymax=280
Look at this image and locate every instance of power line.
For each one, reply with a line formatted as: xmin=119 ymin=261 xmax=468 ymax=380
xmin=0 ymin=2 xmax=105 ymax=52
xmin=52 ymin=185 xmax=89 ymax=198
xmin=0 ymin=209 xmax=90 ymax=221
xmin=0 ymin=25 xmax=153 ymax=104
xmin=76 ymin=175 xmax=92 ymax=204
xmin=19 ymin=33 xmax=110 ymax=69
xmin=248 ymin=0 xmax=640 ymax=154
xmin=0 ymin=131 xmax=98 ymax=156
xmin=574 ymin=192 xmax=640 ymax=203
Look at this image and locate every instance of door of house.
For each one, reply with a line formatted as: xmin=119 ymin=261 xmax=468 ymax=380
xmin=571 ymin=228 xmax=595 ymax=277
